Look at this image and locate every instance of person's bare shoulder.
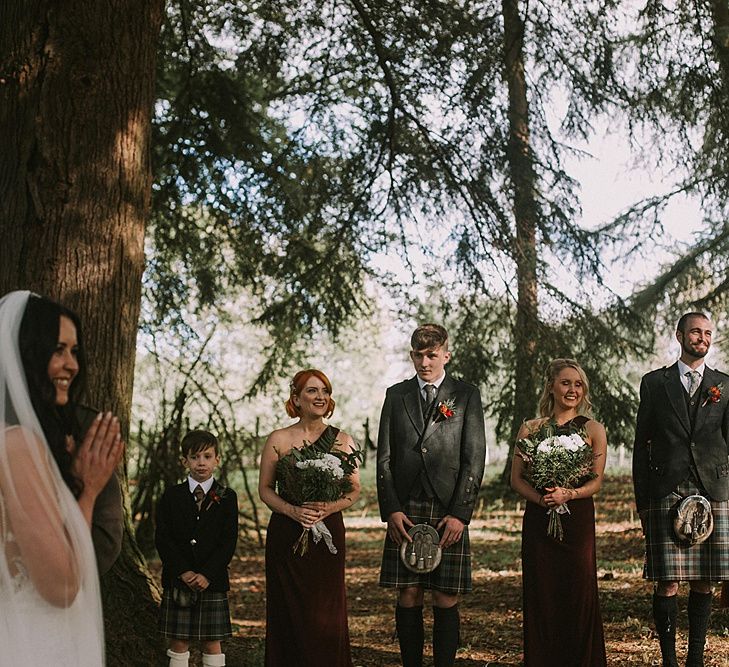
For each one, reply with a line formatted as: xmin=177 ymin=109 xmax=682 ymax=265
xmin=3 ymin=425 xmax=47 ymax=460
xmin=335 ymin=430 xmax=357 ymax=452
xmin=265 ymin=424 xmax=305 ymax=455
xmin=524 ymin=417 xmax=548 ymax=432
xmin=585 ymin=419 xmax=607 ymax=442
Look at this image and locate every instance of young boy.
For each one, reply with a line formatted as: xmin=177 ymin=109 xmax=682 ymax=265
xmin=156 ymin=430 xmax=238 ymax=667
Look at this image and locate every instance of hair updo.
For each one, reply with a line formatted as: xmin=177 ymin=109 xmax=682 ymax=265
xmin=285 ymin=369 xmax=335 ymax=419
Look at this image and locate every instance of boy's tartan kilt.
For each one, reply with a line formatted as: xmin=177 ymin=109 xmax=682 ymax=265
xmin=643 ymin=480 xmax=729 ymax=581
xmin=159 ymin=589 xmax=232 ymax=640
xmin=379 ymin=496 xmax=473 ymax=594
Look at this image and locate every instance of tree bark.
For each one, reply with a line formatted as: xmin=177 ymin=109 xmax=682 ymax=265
xmin=0 ymin=2 xmax=166 ymax=664
xmin=500 ymin=0 xmax=540 ymax=484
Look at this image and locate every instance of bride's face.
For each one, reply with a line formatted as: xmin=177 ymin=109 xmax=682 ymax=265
xmin=47 ymin=315 xmax=79 ymax=406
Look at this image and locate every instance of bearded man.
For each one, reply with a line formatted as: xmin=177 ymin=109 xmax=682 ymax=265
xmin=633 ymin=312 xmax=729 ymax=667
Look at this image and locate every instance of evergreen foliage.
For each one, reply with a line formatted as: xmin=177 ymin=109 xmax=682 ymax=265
xmin=607 ymin=0 xmax=729 ymax=324
xmin=147 ymin=1 xmax=725 ymax=467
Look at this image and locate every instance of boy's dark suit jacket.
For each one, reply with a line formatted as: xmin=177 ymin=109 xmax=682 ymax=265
xmin=155 ymin=479 xmax=238 ymax=592
xmin=633 ymin=362 xmax=729 ymax=513
xmin=377 ymin=373 xmax=486 ymax=524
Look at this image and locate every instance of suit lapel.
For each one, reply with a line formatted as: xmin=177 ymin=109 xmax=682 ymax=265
xmin=197 ymin=479 xmax=225 ymax=520
xmin=177 ymin=484 xmax=197 ymax=527
xmin=403 ymin=377 xmax=424 ymax=434
xmin=663 ymin=363 xmax=691 ymax=435
xmin=422 ymin=374 xmax=457 ymax=444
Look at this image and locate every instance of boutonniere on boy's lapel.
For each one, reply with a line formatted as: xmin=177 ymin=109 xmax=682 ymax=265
xmin=201 ymin=484 xmax=227 ymax=511
xmin=702 ymin=383 xmax=724 ymax=408
xmin=435 ymin=398 xmax=456 ymax=421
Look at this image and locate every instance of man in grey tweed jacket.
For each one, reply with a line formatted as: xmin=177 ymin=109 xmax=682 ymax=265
xmin=377 ymin=324 xmax=485 ymax=667
xmin=633 ymin=312 xmax=729 ymax=667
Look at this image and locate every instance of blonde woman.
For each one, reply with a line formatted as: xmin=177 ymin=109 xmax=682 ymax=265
xmin=511 ymin=358 xmax=607 ymax=666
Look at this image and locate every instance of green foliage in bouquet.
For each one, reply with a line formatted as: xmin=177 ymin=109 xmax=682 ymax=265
xmin=275 ymin=427 xmax=362 ymax=555
xmin=516 ymin=420 xmax=596 ymax=490
xmin=516 ymin=420 xmax=597 ymax=540
xmin=276 ymin=427 xmax=362 ymax=504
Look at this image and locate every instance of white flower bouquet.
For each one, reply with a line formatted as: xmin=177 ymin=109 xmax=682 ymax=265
xmin=516 ymin=427 xmax=596 ymax=541
xmin=276 ymin=432 xmax=361 ymax=555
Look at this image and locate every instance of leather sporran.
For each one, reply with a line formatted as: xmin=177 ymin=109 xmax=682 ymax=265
xmin=673 ymin=495 xmax=714 ymax=546
xmin=399 ymin=523 xmax=442 ymax=574
xmin=171 ymin=584 xmax=199 ymax=608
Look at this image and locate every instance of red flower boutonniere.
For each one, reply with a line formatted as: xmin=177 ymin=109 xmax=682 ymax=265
xmin=202 ymin=486 xmax=227 ymax=511
xmin=436 ymin=398 xmax=456 ymax=420
xmin=702 ymin=383 xmax=724 ymax=407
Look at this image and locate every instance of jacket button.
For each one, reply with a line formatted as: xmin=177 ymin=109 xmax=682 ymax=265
xmin=468 ymin=476 xmax=473 ymax=481
xmin=691 ymin=442 xmax=696 ymax=447
xmin=190 ymin=539 xmax=197 ymax=545
xmin=421 ymin=447 xmax=427 ymax=453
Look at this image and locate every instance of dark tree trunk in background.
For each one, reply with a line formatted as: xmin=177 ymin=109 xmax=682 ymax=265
xmin=709 ymin=0 xmax=729 ymax=87
xmin=500 ymin=0 xmax=540 ymax=484
xmin=0 ymin=2 xmax=166 ymax=664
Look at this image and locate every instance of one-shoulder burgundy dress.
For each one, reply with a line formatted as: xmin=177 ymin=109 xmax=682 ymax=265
xmin=264 ymin=425 xmax=353 ymax=667
xmin=521 ymin=416 xmax=607 ymax=666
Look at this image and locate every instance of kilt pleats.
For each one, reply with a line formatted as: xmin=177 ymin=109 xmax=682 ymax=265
xmin=379 ymin=497 xmax=472 ymax=594
xmin=643 ymin=480 xmax=729 ymax=581
xmin=159 ymin=589 xmax=233 ymax=640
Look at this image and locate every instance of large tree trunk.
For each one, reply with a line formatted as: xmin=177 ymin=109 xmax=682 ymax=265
xmin=500 ymin=0 xmax=540 ymax=484
xmin=0 ymin=2 xmax=166 ymax=664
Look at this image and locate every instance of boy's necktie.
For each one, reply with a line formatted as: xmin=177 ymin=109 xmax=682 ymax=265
xmin=193 ymin=484 xmax=205 ymax=511
xmin=424 ymin=383 xmax=436 ymax=410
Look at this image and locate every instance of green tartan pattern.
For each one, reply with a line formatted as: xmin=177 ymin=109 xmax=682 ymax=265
xmin=379 ymin=497 xmax=472 ymax=594
xmin=643 ymin=480 xmax=729 ymax=581
xmin=159 ymin=589 xmax=232 ymax=640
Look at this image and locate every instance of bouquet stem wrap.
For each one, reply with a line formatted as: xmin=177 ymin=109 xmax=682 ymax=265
xmin=276 ymin=426 xmax=362 ymax=557
xmin=293 ymin=520 xmax=337 ymax=556
xmin=546 ymin=503 xmax=571 ymax=541
xmin=516 ymin=419 xmax=596 ymax=542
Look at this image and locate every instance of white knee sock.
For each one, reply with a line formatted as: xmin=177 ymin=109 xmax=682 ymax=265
xmin=166 ymin=649 xmax=190 ymax=667
xmin=202 ymin=653 xmax=226 ymax=666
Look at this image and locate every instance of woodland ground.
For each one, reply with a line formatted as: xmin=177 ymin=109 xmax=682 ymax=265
xmin=151 ymin=469 xmax=729 ymax=666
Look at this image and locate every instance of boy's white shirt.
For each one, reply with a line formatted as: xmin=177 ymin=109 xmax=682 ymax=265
xmin=187 ymin=475 xmax=214 ymax=494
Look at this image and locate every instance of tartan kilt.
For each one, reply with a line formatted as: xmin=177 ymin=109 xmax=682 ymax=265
xmin=643 ymin=480 xmax=729 ymax=581
xmin=379 ymin=497 xmax=472 ymax=594
xmin=158 ymin=589 xmax=232 ymax=640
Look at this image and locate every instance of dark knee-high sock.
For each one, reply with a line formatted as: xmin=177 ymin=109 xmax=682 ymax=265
xmin=686 ymin=590 xmax=712 ymax=667
xmin=433 ymin=604 xmax=460 ymax=667
xmin=653 ymin=593 xmax=678 ymax=667
xmin=395 ymin=605 xmax=424 ymax=667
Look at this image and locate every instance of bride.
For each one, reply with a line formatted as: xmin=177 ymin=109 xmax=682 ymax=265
xmin=0 ymin=290 xmax=123 ymax=665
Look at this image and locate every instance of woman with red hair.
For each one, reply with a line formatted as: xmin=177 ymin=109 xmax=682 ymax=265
xmin=258 ymin=369 xmax=360 ymax=666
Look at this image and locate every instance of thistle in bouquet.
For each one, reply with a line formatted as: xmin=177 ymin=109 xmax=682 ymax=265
xmin=276 ymin=430 xmax=362 ymax=556
xmin=516 ymin=423 xmax=596 ymax=541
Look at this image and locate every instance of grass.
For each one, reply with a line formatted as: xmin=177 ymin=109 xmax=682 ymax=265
xmin=154 ymin=471 xmax=729 ymax=666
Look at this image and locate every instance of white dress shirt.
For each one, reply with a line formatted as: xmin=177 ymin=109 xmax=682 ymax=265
xmin=417 ymin=372 xmax=446 ymax=401
xmin=677 ymin=359 xmax=706 ymax=394
xmin=187 ymin=475 xmax=214 ymax=494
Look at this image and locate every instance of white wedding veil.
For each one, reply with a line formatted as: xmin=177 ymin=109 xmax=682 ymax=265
xmin=0 ymin=291 xmax=105 ymax=665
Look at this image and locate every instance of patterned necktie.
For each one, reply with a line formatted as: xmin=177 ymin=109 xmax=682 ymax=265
xmin=424 ymin=383 xmax=436 ymax=411
xmin=193 ymin=484 xmax=205 ymax=511
xmin=686 ymin=370 xmax=701 ymax=398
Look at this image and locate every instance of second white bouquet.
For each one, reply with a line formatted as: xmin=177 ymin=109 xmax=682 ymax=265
xmin=516 ymin=425 xmax=596 ymax=541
